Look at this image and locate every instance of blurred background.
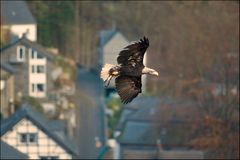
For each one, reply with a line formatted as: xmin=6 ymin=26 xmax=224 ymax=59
xmin=0 ymin=1 xmax=239 ymax=159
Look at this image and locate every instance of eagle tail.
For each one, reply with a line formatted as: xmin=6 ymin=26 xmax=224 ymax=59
xmin=100 ymin=63 xmax=115 ymax=82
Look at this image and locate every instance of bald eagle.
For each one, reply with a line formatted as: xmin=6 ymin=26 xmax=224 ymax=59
xmin=101 ymin=37 xmax=158 ymax=104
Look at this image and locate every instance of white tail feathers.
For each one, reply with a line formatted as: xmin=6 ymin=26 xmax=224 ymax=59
xmin=101 ymin=63 xmax=115 ymax=81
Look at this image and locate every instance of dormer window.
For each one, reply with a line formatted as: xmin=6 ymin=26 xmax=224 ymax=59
xmin=17 ymin=45 xmax=25 ymax=61
xmin=19 ymin=133 xmax=38 ymax=144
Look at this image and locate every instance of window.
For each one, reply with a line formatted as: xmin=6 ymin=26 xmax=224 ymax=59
xmin=31 ymin=65 xmax=45 ymax=73
xmin=29 ymin=133 xmax=37 ymax=143
xmin=32 ymin=83 xmax=35 ymax=92
xmin=31 ymin=84 xmax=45 ymax=93
xmin=32 ymin=50 xmax=35 ymax=59
xmin=39 ymin=156 xmax=59 ymax=160
xmin=37 ymin=65 xmax=45 ymax=73
xmin=17 ymin=46 xmax=25 ymax=61
xmin=20 ymin=133 xmax=27 ymax=143
xmin=19 ymin=133 xmax=38 ymax=144
xmin=37 ymin=53 xmax=44 ymax=59
xmin=29 ymin=48 xmax=42 ymax=59
xmin=19 ymin=49 xmax=24 ymax=58
xmin=29 ymin=48 xmax=35 ymax=59
xmin=37 ymin=84 xmax=44 ymax=92
xmin=32 ymin=65 xmax=35 ymax=73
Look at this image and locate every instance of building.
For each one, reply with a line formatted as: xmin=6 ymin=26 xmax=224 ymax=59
xmin=107 ymin=96 xmax=205 ymax=159
xmin=0 ymin=36 xmax=55 ymax=99
xmin=157 ymin=139 xmax=204 ymax=159
xmin=0 ymin=62 xmax=16 ymax=118
xmin=75 ymin=64 xmax=107 ymax=159
xmin=116 ymin=97 xmax=160 ymax=159
xmin=0 ymin=0 xmax=37 ymax=42
xmin=97 ymin=28 xmax=147 ymax=97
xmin=98 ymin=28 xmax=129 ymax=67
xmin=0 ymin=105 xmax=78 ymax=159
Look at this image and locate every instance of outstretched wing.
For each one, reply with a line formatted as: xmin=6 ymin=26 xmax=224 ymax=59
xmin=117 ymin=37 xmax=149 ymax=67
xmin=115 ymin=75 xmax=142 ymax=104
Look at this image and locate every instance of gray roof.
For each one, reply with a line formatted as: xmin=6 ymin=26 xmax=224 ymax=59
xmin=118 ymin=121 xmax=159 ymax=145
xmin=48 ymin=120 xmax=66 ymax=132
xmin=127 ymin=97 xmax=160 ymax=121
xmin=99 ymin=28 xmax=118 ymax=47
xmin=0 ymin=62 xmax=17 ymax=74
xmin=0 ymin=104 xmax=78 ymax=156
xmin=1 ymin=0 xmax=36 ymax=25
xmin=0 ymin=36 xmax=54 ymax=60
xmin=0 ymin=140 xmax=29 ymax=159
xmin=117 ymin=97 xmax=161 ymax=145
xmin=76 ymin=65 xmax=103 ymax=96
xmin=123 ymin=96 xmax=160 ymax=110
xmin=116 ymin=96 xmax=160 ymax=131
xmin=115 ymin=109 xmax=136 ymax=131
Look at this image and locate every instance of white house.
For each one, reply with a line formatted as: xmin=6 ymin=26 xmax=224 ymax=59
xmin=98 ymin=28 xmax=147 ymax=96
xmin=1 ymin=0 xmax=37 ymax=41
xmin=0 ymin=105 xmax=78 ymax=159
xmin=0 ymin=36 xmax=55 ymax=99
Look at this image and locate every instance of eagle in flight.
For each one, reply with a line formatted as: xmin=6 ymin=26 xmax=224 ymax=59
xmin=100 ymin=37 xmax=159 ymax=104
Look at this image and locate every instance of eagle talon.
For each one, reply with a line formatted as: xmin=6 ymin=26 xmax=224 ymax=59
xmin=104 ymin=75 xmax=112 ymax=87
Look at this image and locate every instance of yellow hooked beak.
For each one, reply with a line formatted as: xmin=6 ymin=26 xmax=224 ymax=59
xmin=153 ymin=71 xmax=159 ymax=76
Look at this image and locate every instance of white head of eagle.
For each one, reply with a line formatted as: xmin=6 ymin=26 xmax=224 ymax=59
xmin=100 ymin=37 xmax=159 ymax=104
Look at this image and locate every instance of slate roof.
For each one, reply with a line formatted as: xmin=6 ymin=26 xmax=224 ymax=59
xmin=99 ymin=28 xmax=118 ymax=47
xmin=127 ymin=97 xmax=160 ymax=121
xmin=115 ymin=109 xmax=136 ymax=131
xmin=1 ymin=0 xmax=36 ymax=25
xmin=76 ymin=65 xmax=103 ymax=96
xmin=0 ymin=104 xmax=78 ymax=157
xmin=0 ymin=62 xmax=17 ymax=74
xmin=0 ymin=140 xmax=29 ymax=159
xmin=116 ymin=96 xmax=160 ymax=131
xmin=0 ymin=36 xmax=53 ymax=60
xmin=118 ymin=121 xmax=159 ymax=145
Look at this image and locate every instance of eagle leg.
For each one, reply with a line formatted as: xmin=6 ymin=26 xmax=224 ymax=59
xmin=104 ymin=75 xmax=113 ymax=87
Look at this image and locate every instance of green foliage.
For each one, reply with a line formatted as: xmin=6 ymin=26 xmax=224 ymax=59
xmin=27 ymin=1 xmax=75 ymax=53
xmin=55 ymin=55 xmax=76 ymax=80
xmin=106 ymin=97 xmax=121 ymax=138
xmin=21 ymin=96 xmax=44 ymax=113
xmin=0 ymin=40 xmax=5 ymax=48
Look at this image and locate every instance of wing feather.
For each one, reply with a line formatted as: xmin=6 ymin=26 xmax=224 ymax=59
xmin=117 ymin=37 xmax=149 ymax=67
xmin=115 ymin=75 xmax=142 ymax=104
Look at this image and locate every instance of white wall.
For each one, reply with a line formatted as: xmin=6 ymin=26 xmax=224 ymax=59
xmin=103 ymin=33 xmax=129 ymax=87
xmin=1 ymin=118 xmax=72 ymax=159
xmin=10 ymin=24 xmax=37 ymax=41
xmin=103 ymin=32 xmax=129 ymax=65
xmin=28 ymin=49 xmax=47 ymax=98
